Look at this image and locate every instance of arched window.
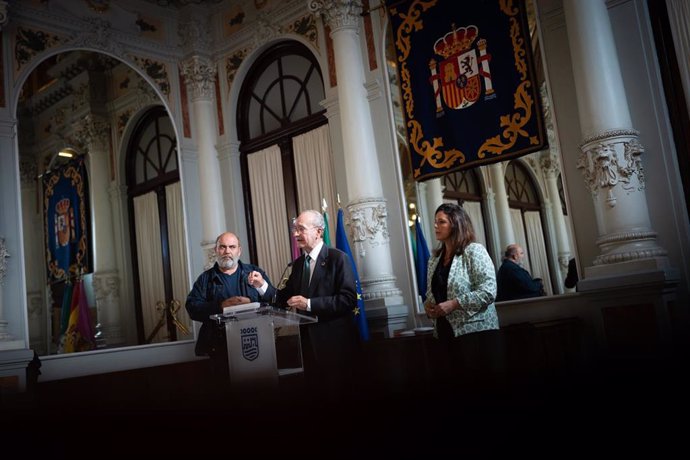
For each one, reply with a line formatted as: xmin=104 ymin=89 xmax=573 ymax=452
xmin=126 ymin=106 xmax=191 ymax=345
xmin=443 ymin=169 xmax=490 ymax=252
xmin=237 ymin=41 xmax=332 ymax=281
xmin=505 ymin=160 xmax=553 ymax=294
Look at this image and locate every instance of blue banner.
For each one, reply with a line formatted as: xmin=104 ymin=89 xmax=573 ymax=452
xmin=336 ymin=208 xmax=370 ymax=341
xmin=388 ymin=0 xmax=547 ymax=181
xmin=414 ymin=217 xmax=431 ymax=301
xmin=43 ymin=157 xmax=91 ymax=283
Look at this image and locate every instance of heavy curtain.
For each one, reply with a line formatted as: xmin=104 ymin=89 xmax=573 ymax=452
xmin=248 ymin=144 xmax=292 ymax=283
xmin=133 ymin=191 xmax=167 ymax=343
xmin=524 ymin=211 xmax=552 ymax=295
xmin=165 ymin=182 xmax=193 ymax=339
xmin=293 ymin=124 xmax=338 ymax=237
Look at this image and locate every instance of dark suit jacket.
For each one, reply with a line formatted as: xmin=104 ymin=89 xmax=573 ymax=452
xmin=275 ymin=244 xmax=358 ymax=365
xmin=496 ymin=259 xmax=544 ymax=302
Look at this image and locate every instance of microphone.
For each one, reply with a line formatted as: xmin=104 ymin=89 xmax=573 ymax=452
xmin=272 ymin=261 xmax=294 ymax=306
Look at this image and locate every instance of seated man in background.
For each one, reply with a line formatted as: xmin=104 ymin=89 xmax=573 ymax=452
xmin=496 ymin=244 xmax=544 ymax=302
xmin=185 ymin=232 xmax=276 ymax=377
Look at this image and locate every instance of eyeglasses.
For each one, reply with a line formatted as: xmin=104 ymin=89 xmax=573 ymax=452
xmin=293 ymin=225 xmax=316 ymax=234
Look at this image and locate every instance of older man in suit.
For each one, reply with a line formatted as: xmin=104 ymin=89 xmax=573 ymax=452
xmin=496 ymin=243 xmax=544 ymax=301
xmin=276 ymin=209 xmax=358 ymax=398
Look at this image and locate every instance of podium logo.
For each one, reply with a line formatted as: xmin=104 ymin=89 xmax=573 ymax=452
xmin=240 ymin=326 xmax=259 ymax=361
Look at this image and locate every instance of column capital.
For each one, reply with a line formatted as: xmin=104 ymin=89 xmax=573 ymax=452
xmin=180 ymin=56 xmax=217 ymax=102
xmin=73 ymin=115 xmax=110 ymax=151
xmin=540 ymin=153 xmax=561 ymax=178
xmin=308 ymin=0 xmax=362 ymax=32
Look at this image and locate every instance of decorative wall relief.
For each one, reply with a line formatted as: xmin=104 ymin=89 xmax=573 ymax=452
xmin=14 ymin=26 xmax=63 ymax=72
xmin=225 ymin=48 xmax=249 ymax=89
xmin=253 ymin=12 xmax=282 ymax=48
xmin=0 ymin=237 xmax=9 ymax=284
xmin=577 ymin=130 xmax=646 ymax=207
xmin=70 ymin=17 xmax=124 ymax=57
xmin=347 ymin=198 xmax=390 ymax=252
xmin=131 ymin=56 xmax=170 ymax=97
xmin=286 ymin=14 xmax=318 ymax=48
xmin=178 ymin=17 xmax=212 ymax=53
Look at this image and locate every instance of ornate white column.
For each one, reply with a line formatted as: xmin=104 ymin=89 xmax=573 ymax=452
xmin=423 ymin=178 xmax=444 ymax=241
xmin=488 ymin=162 xmax=514 ymax=252
xmin=541 ymin=153 xmax=570 ymax=292
xmin=180 ymin=55 xmax=226 ymax=266
xmin=73 ymin=115 xmax=123 ymax=346
xmin=20 ymin=157 xmax=47 ymax=352
xmin=217 ymin=140 xmax=248 ymax=248
xmin=564 ymin=0 xmax=668 ymax=279
xmin=309 ymin=0 xmax=405 ymax=335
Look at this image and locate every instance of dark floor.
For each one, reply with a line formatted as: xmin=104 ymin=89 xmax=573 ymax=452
xmin=2 ymin=332 xmax=688 ymax=458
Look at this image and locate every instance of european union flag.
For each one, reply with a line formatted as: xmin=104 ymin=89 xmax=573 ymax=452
xmin=415 ymin=217 xmax=431 ymax=301
xmin=336 ymin=208 xmax=370 ymax=341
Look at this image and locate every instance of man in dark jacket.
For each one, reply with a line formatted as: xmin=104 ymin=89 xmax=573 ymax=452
xmin=275 ymin=209 xmax=358 ymax=400
xmin=496 ymin=244 xmax=544 ymax=301
xmin=185 ymin=232 xmax=276 ymax=377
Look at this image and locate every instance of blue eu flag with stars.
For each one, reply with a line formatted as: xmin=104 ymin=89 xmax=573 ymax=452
xmin=336 ymin=208 xmax=370 ymax=341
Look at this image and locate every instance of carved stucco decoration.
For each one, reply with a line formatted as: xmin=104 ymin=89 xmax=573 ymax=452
xmin=180 ymin=55 xmax=217 ymax=101
xmin=286 ymin=14 xmax=318 ymax=49
xmin=70 ymin=17 xmax=125 ymax=57
xmin=131 ymin=56 xmax=171 ymax=97
xmin=73 ymin=115 xmax=110 ymax=151
xmin=15 ymin=26 xmax=64 ymax=72
xmin=178 ymin=17 xmax=212 ymax=52
xmin=308 ymin=0 xmax=362 ymax=31
xmin=204 ymin=245 xmax=217 ymax=270
xmin=225 ymin=48 xmax=249 ymax=89
xmin=577 ymin=130 xmax=646 ymax=208
xmin=540 ymin=153 xmax=560 ymax=177
xmin=0 ymin=236 xmax=9 ymax=284
xmin=347 ymin=199 xmax=390 ymax=257
xmin=93 ymin=272 xmax=120 ymax=301
xmin=19 ymin=157 xmax=38 ymax=185
xmin=253 ymin=12 xmax=282 ymax=49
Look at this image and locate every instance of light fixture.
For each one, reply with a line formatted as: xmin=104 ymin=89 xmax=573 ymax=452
xmin=58 ymin=148 xmax=77 ymax=158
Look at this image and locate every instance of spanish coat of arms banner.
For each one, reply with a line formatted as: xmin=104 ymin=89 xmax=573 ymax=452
xmin=387 ymin=0 xmax=547 ymax=181
xmin=43 ymin=157 xmax=91 ymax=283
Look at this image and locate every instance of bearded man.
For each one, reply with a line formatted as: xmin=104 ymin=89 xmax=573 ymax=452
xmin=185 ymin=232 xmax=276 ymax=376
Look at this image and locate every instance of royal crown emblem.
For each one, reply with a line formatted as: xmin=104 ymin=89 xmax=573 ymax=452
xmin=54 ymin=197 xmax=76 ymax=247
xmin=429 ymin=24 xmax=494 ymax=112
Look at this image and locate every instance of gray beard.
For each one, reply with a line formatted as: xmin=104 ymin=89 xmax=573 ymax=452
xmin=217 ymin=256 xmax=236 ymax=270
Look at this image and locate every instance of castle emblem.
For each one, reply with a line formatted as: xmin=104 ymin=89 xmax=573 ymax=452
xmin=429 ymin=24 xmax=494 ymax=113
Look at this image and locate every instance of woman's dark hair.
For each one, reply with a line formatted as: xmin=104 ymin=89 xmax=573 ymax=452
xmin=433 ymin=203 xmax=476 ymax=257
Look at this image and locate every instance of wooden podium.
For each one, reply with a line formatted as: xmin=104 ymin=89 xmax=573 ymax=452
xmin=210 ymin=305 xmax=317 ymax=388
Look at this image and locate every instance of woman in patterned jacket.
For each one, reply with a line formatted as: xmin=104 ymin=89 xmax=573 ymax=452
xmin=424 ymin=203 xmax=503 ymax=393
